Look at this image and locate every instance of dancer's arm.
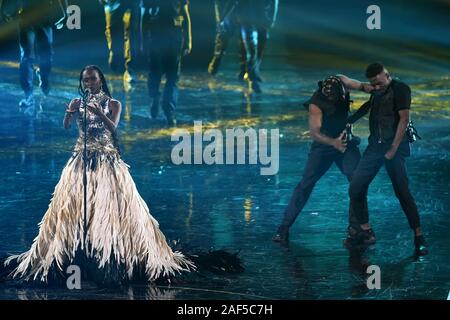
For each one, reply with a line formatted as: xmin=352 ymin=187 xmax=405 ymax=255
xmin=87 ymin=99 xmax=121 ymax=133
xmin=64 ymin=98 xmax=80 ymax=129
xmin=347 ymin=100 xmax=372 ymax=124
xmin=309 ymin=104 xmax=347 ymax=153
xmin=337 ymin=74 xmax=374 ymax=93
xmin=269 ymin=0 xmax=279 ymax=29
xmin=182 ymin=2 xmax=192 ymax=55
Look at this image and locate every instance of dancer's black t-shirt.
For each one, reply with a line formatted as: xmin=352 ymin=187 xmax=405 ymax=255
xmin=368 ymin=79 xmax=411 ymax=144
xmin=304 ymin=90 xmax=350 ymax=139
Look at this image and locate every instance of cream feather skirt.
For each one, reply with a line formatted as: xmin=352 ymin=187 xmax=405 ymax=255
xmin=5 ymin=152 xmax=194 ymax=282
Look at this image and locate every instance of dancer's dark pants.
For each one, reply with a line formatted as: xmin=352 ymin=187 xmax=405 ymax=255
xmin=103 ymin=3 xmax=140 ymax=71
xmin=18 ymin=18 xmax=53 ymax=96
xmin=349 ymin=142 xmax=420 ymax=230
xmin=240 ymin=25 xmax=267 ymax=81
xmin=279 ymin=143 xmax=362 ymax=233
xmin=145 ymin=29 xmax=182 ymax=118
xmin=212 ymin=0 xmax=246 ymax=72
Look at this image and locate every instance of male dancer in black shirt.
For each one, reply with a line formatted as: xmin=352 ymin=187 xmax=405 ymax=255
xmin=346 ymin=63 xmax=427 ymax=256
xmin=273 ymin=75 xmax=373 ymax=245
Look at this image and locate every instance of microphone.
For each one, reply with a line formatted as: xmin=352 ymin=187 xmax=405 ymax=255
xmin=82 ymin=89 xmax=93 ymax=111
xmin=83 ymin=88 xmax=91 ymax=99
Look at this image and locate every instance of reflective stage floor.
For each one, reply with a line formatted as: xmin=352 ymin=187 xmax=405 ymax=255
xmin=0 ymin=58 xmax=449 ymax=300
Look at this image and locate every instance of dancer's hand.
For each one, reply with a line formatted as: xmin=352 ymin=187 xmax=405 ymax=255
xmin=361 ymin=83 xmax=376 ymax=93
xmin=183 ymin=46 xmax=192 ymax=56
xmin=332 ymin=131 xmax=347 ymax=153
xmin=384 ymin=146 xmax=397 ymax=160
xmin=87 ymin=102 xmax=103 ymax=116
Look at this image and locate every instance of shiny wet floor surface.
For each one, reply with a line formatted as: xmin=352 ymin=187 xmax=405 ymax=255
xmin=0 ymin=60 xmax=449 ymax=299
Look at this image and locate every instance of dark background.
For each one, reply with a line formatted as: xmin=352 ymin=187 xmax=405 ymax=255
xmin=0 ymin=0 xmax=448 ymax=76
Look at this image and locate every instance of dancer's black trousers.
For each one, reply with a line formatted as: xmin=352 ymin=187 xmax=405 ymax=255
xmin=348 ymin=142 xmax=420 ymax=230
xmin=279 ymin=143 xmax=361 ymax=233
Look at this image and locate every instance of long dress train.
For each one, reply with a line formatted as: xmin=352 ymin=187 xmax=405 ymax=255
xmin=4 ymin=91 xmax=194 ymax=283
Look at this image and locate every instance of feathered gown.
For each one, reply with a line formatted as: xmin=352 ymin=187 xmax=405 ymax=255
xmin=5 ymin=92 xmax=194 ymax=283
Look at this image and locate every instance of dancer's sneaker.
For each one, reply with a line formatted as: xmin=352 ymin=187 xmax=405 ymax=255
xmin=250 ymin=80 xmax=262 ymax=94
xmin=344 ymin=225 xmax=376 ymax=247
xmin=123 ymin=70 xmax=135 ymax=83
xmin=272 ymin=226 xmax=289 ymax=247
xmin=166 ymin=114 xmax=177 ymax=127
xmin=208 ymin=55 xmax=222 ymax=75
xmin=414 ymin=235 xmax=428 ymax=256
xmin=237 ymin=70 xmax=247 ymax=82
xmin=19 ymin=95 xmax=35 ymax=115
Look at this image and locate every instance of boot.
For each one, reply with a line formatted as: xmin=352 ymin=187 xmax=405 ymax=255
xmin=208 ymin=55 xmax=222 ymax=75
xmin=272 ymin=226 xmax=289 ymax=246
xmin=414 ymin=235 xmax=428 ymax=256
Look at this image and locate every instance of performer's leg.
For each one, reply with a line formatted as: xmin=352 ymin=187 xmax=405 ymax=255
xmin=255 ymin=27 xmax=267 ymax=82
xmin=385 ymin=154 xmax=427 ymax=255
xmin=35 ymin=25 xmax=53 ymax=96
xmin=18 ymin=19 xmax=36 ymax=111
xmin=384 ymin=155 xmax=422 ymax=233
xmin=240 ymin=25 xmax=261 ymax=92
xmin=122 ymin=8 xmax=134 ymax=82
xmin=147 ymin=46 xmax=163 ymax=119
xmin=162 ymin=38 xmax=181 ymax=126
xmin=238 ymin=32 xmax=247 ymax=81
xmin=208 ymin=1 xmax=232 ymax=75
xmin=274 ymin=147 xmax=335 ymax=241
xmin=104 ymin=6 xmax=122 ymax=71
xmin=18 ymin=22 xmax=35 ymax=99
xmin=347 ymin=145 xmax=384 ymax=244
xmin=128 ymin=2 xmax=142 ymax=67
xmin=257 ymin=27 xmax=267 ymax=63
xmin=208 ymin=32 xmax=230 ymax=75
xmin=335 ymin=146 xmax=362 ymax=226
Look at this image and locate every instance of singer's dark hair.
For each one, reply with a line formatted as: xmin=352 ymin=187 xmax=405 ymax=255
xmin=78 ymin=65 xmax=112 ymax=98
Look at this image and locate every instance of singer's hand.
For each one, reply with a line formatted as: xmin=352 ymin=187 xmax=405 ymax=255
xmin=87 ymin=102 xmax=103 ymax=116
xmin=65 ymin=99 xmax=81 ymax=113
